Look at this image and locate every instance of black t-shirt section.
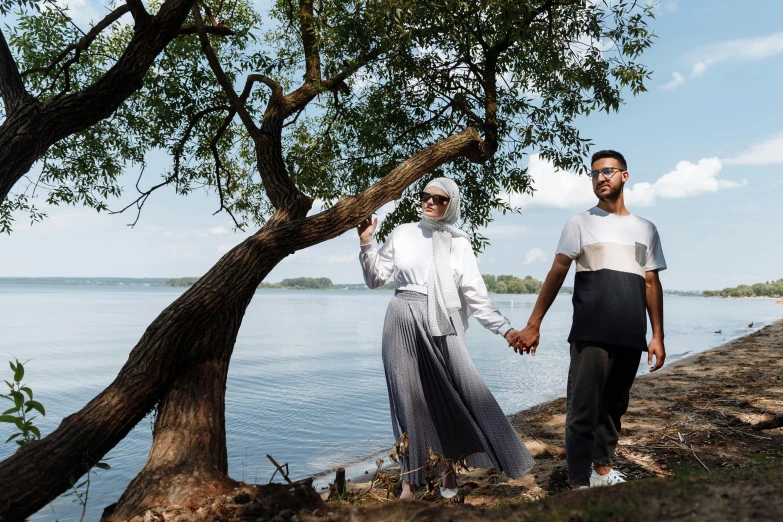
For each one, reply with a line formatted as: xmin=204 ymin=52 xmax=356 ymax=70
xmin=568 ymin=269 xmax=648 ymax=351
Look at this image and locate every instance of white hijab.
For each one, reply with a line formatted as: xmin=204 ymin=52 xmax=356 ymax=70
xmin=420 ymin=178 xmax=469 ymax=336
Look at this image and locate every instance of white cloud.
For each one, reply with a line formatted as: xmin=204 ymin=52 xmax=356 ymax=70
xmin=686 ymin=32 xmax=783 ymax=77
xmin=325 ymin=254 xmax=356 ymax=264
xmin=209 ymin=226 xmax=230 ymax=236
xmin=655 ymin=1 xmax=678 ymax=13
xmin=723 ymin=134 xmax=783 ymax=166
xmin=524 ymin=248 xmax=546 ymax=265
xmin=484 ymin=223 xmax=531 ymax=239
xmin=504 ymin=154 xmax=746 ymax=210
xmin=661 ymin=72 xmax=685 ymax=90
xmin=504 ymin=154 xmax=596 ymax=210
xmin=661 ymin=32 xmax=783 ymax=90
xmin=625 ymin=158 xmax=747 ymax=206
xmin=690 ymin=62 xmax=707 ymax=77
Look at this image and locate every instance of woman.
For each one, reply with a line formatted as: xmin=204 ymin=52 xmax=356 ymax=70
xmin=357 ymin=177 xmax=535 ymax=500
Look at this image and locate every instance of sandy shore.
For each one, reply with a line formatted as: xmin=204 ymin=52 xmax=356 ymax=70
xmin=322 ymin=319 xmax=783 ymax=519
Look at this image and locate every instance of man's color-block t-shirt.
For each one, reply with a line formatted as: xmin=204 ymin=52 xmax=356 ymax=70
xmin=556 ymin=207 xmax=666 ymax=350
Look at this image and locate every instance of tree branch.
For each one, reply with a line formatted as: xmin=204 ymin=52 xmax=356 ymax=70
xmin=126 ymin=0 xmax=151 ymax=30
xmin=172 ymin=104 xmax=231 ymax=183
xmin=109 ymin=166 xmax=175 ymax=227
xmin=298 ymin=0 xmax=321 ymax=83
xmin=284 ymin=45 xmax=383 ymax=117
xmin=481 ymin=0 xmax=559 ymax=156
xmin=191 ymin=4 xmax=259 ymax=134
xmin=209 ymin=108 xmax=245 ymax=229
xmin=266 ymin=127 xmax=488 ymax=252
xmin=242 ymin=74 xmax=282 ymax=104
xmin=0 ymin=27 xmax=30 ymax=113
xmin=177 ymin=23 xmax=235 ymax=36
xmin=489 ymin=0 xmax=557 ymax=57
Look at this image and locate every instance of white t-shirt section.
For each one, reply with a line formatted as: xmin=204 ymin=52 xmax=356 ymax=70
xmin=360 ymin=222 xmax=511 ymax=336
xmin=555 ymin=207 xmax=667 ymax=272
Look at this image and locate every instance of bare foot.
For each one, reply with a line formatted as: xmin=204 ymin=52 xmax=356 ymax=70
xmin=399 ymin=482 xmax=415 ymax=501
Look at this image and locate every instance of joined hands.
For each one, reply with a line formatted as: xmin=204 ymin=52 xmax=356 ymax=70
xmin=504 ymin=324 xmax=540 ymax=356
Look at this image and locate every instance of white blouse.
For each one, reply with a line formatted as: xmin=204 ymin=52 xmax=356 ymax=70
xmin=360 ymin=222 xmax=512 ymax=336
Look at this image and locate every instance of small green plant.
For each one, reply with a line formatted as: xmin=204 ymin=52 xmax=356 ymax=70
xmin=1 ymin=359 xmax=45 ymax=447
xmin=64 ymin=455 xmax=111 ymax=522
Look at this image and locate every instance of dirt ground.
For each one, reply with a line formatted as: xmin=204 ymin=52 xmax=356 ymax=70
xmin=126 ymin=321 xmax=782 ymax=521
xmin=314 ymin=319 xmax=783 ymax=521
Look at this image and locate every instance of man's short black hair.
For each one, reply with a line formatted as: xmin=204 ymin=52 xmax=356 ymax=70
xmin=591 ymin=150 xmax=627 ymax=170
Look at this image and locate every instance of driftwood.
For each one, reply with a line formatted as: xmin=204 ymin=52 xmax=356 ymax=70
xmin=267 ymin=454 xmax=293 ymax=485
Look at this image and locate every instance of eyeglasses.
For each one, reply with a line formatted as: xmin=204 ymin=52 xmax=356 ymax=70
xmin=419 ymin=191 xmax=451 ymax=205
xmin=587 ymin=167 xmax=624 ymax=181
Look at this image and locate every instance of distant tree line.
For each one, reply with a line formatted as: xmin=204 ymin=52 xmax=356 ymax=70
xmin=259 ymin=277 xmax=335 ymax=290
xmin=165 ymin=275 xmax=551 ymax=293
xmin=482 ymin=274 xmax=544 ymax=294
xmin=703 ymin=279 xmax=783 ymax=298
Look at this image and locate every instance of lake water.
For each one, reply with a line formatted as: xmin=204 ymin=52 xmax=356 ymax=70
xmin=0 ymin=283 xmax=781 ymax=521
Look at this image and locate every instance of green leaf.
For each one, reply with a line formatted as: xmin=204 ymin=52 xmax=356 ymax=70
xmin=20 ymin=386 xmax=33 ymax=400
xmin=13 ymin=362 xmax=24 ymax=383
xmin=752 ymin=453 xmax=766 ymax=465
xmin=9 ymin=361 xmax=16 ymax=373
xmin=24 ymin=400 xmax=45 ymax=416
xmin=94 ymin=462 xmax=111 ymax=470
xmin=4 ymin=380 xmax=13 ymax=390
xmin=28 ymin=425 xmax=41 ymax=439
xmin=0 ymin=414 xmax=18 ymax=423
xmin=5 ymin=433 xmax=21 ymax=443
xmin=10 ymin=391 xmax=23 ymax=409
xmin=2 ymin=407 xmax=19 ymax=415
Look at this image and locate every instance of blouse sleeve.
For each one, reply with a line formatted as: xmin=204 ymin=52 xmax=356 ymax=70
xmin=359 ymin=232 xmax=395 ymax=289
xmin=458 ymin=242 xmax=512 ymax=337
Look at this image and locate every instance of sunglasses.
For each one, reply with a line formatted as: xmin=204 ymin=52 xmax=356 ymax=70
xmin=419 ymin=191 xmax=451 ymax=205
xmin=587 ymin=167 xmax=624 ymax=181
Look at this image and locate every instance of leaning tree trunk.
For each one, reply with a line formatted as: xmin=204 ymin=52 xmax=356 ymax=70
xmin=0 ymin=213 xmax=293 ymax=521
xmin=0 ymin=127 xmax=486 ymax=522
xmin=101 ymin=301 xmax=246 ymax=521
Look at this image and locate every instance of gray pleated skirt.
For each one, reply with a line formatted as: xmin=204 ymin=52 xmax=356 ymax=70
xmin=382 ymin=290 xmax=535 ymax=486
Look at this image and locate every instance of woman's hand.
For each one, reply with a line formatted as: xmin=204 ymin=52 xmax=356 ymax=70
xmin=357 ymin=216 xmax=378 ymax=244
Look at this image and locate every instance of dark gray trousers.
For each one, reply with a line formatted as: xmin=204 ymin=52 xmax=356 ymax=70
xmin=565 ymin=342 xmax=642 ymax=485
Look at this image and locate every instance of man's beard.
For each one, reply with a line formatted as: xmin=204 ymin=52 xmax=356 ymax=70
xmin=595 ymin=180 xmax=624 ymax=202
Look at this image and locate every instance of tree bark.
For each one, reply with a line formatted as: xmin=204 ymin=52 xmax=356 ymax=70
xmin=0 ymin=127 xmax=486 ymax=522
xmin=102 ymin=301 xmax=246 ymax=520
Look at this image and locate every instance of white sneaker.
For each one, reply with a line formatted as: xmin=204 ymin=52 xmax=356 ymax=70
xmin=589 ymin=468 xmax=626 ymax=487
xmin=439 ymin=486 xmax=459 ymax=499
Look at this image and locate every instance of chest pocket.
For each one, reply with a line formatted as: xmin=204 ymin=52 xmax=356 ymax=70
xmin=634 ymin=242 xmax=647 ymax=267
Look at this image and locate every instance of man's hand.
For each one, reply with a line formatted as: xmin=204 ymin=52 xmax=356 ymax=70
xmin=513 ymin=324 xmax=541 ymax=356
xmin=648 ymin=337 xmax=665 ymax=372
xmin=504 ymin=328 xmax=519 ymax=350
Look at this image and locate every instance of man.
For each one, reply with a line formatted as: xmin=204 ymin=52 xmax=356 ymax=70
xmin=511 ymin=150 xmax=666 ymax=489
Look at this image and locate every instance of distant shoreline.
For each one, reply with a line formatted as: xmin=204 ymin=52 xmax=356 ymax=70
xmin=0 ymin=277 xmax=752 ymax=297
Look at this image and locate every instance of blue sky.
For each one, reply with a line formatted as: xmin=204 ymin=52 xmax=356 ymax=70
xmin=1 ymin=0 xmax=782 ymax=290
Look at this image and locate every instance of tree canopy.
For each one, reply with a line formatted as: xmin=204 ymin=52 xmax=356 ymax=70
xmin=2 ymin=0 xmax=654 ymax=250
